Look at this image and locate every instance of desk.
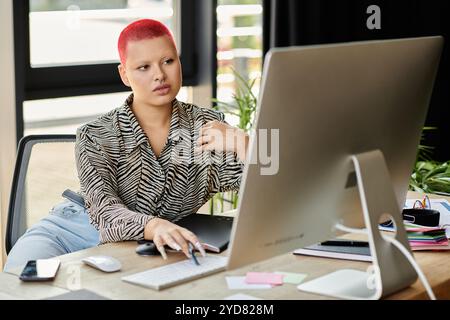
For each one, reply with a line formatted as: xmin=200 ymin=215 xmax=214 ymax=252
xmin=1 ymin=192 xmax=449 ymax=300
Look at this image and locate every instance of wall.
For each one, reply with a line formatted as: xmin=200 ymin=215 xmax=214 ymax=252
xmin=0 ymin=0 xmax=17 ymax=267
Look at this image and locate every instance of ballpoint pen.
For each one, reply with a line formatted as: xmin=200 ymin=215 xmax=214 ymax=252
xmin=320 ymin=240 xmax=369 ymax=247
xmin=188 ymin=243 xmax=200 ymax=266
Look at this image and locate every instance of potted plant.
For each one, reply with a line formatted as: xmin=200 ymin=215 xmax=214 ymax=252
xmin=209 ymin=67 xmax=258 ymax=213
xmin=409 ymin=127 xmax=450 ymax=196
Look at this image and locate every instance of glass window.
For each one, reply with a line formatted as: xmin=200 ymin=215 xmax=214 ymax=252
xmin=29 ymin=0 xmax=178 ymax=67
xmin=23 ymin=87 xmax=192 ymax=135
xmin=216 ymin=0 xmax=263 ymax=127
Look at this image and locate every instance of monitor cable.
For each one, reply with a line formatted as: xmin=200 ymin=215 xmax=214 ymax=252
xmin=335 ymin=223 xmax=436 ymax=300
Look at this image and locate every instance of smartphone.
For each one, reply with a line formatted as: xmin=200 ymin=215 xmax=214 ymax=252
xmin=19 ymin=259 xmax=61 ymax=281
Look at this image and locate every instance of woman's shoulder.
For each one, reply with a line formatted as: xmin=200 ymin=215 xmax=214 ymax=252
xmin=76 ymin=107 xmax=121 ymax=143
xmin=177 ymin=100 xmax=225 ymax=123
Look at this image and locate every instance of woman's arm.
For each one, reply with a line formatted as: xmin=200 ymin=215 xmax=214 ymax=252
xmin=195 ymin=114 xmax=248 ymax=193
xmin=76 ymin=127 xmax=206 ymax=258
xmin=76 ymin=127 xmax=155 ymax=244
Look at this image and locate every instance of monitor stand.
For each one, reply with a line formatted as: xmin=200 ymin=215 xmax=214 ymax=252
xmin=297 ymin=150 xmax=418 ymax=299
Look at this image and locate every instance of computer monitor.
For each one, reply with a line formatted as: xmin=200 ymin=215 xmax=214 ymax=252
xmin=226 ymin=36 xmax=443 ymax=299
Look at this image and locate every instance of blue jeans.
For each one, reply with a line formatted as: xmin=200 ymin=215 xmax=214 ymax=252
xmin=3 ymin=200 xmax=100 ymax=273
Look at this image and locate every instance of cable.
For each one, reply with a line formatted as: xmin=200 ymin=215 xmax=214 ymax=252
xmin=382 ymin=235 xmax=436 ymax=300
xmin=334 ymin=223 xmax=368 ymax=235
xmin=334 ymin=223 xmax=436 ymax=300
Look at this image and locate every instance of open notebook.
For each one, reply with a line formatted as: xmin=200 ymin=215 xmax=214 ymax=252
xmin=175 ymin=214 xmax=234 ymax=253
xmin=138 ymin=214 xmax=234 ymax=253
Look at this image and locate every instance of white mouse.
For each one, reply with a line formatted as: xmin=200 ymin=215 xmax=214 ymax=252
xmin=82 ymin=255 xmax=122 ymax=273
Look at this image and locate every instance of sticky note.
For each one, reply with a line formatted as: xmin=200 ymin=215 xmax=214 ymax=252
xmin=225 ymin=276 xmax=272 ymax=290
xmin=274 ymin=271 xmax=307 ymax=284
xmin=245 ymin=272 xmax=284 ymax=286
xmin=224 ymin=293 xmax=262 ymax=300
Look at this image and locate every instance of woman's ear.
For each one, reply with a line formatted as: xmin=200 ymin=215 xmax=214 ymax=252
xmin=118 ymin=64 xmax=131 ymax=87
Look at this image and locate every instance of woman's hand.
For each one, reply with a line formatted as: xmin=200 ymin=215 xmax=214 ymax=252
xmin=144 ymin=218 xmax=206 ymax=259
xmin=195 ymin=120 xmax=249 ymax=162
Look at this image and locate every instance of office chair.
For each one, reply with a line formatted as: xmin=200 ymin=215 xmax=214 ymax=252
xmin=4 ymin=135 xmax=239 ymax=255
xmin=5 ymin=135 xmax=79 ymax=254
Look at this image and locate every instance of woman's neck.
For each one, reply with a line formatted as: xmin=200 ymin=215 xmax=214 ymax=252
xmin=131 ymin=98 xmax=172 ymax=129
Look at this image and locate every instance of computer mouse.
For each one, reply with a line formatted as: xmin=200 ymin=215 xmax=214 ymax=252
xmin=135 ymin=242 xmax=161 ymax=256
xmin=81 ymin=255 xmax=122 ymax=273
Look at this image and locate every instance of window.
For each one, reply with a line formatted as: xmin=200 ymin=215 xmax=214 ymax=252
xmin=14 ymin=0 xmax=200 ymax=139
xmin=216 ymin=0 xmax=263 ymax=127
xmin=23 ymin=88 xmax=192 ymax=136
xmin=29 ymin=0 xmax=177 ymax=67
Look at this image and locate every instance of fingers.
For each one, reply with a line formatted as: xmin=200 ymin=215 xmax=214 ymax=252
xmin=169 ymin=229 xmax=191 ymax=258
xmin=153 ymin=235 xmax=167 ymax=260
xmin=180 ymin=229 xmax=206 ymax=257
xmin=161 ymin=233 xmax=182 ymax=252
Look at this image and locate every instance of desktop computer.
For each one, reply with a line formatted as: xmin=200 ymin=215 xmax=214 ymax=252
xmin=122 ymin=36 xmax=443 ymax=299
xmin=226 ymin=36 xmax=443 ymax=299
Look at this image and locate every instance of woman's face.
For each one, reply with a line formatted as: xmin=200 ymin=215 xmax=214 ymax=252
xmin=118 ymin=35 xmax=182 ymax=107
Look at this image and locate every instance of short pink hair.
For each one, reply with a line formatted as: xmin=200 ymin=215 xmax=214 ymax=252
xmin=118 ymin=19 xmax=176 ymax=65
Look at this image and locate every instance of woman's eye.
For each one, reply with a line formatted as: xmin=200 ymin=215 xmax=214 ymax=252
xmin=164 ymin=59 xmax=174 ymax=65
xmin=138 ymin=65 xmax=149 ymax=71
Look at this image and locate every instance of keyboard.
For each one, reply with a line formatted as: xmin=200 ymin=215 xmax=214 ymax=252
xmin=121 ymin=255 xmax=228 ymax=290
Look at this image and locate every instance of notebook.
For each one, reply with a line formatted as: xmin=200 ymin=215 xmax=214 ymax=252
xmin=293 ymin=242 xmax=372 ymax=262
xmin=138 ymin=214 xmax=234 ymax=253
xmin=175 ymin=214 xmax=234 ymax=253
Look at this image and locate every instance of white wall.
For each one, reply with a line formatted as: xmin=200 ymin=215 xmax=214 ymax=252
xmin=0 ymin=0 xmax=17 ymax=267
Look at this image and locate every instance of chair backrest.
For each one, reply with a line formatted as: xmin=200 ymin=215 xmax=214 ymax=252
xmin=5 ymin=135 xmax=78 ymax=254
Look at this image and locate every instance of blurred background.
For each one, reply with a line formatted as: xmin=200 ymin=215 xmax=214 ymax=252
xmin=24 ymin=0 xmax=263 ymax=135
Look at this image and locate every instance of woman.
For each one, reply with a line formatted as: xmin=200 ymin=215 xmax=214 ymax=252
xmin=4 ymin=19 xmax=247 ymax=271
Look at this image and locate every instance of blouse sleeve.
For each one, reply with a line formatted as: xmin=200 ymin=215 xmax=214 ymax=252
xmin=206 ymin=110 xmax=244 ymax=192
xmin=75 ymin=126 xmax=155 ymax=243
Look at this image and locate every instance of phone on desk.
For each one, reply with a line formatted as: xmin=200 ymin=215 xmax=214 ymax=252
xmin=19 ymin=259 xmax=61 ymax=281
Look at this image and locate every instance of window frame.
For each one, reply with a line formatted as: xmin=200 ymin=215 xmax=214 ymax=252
xmin=13 ymin=0 xmax=202 ymax=141
xmin=14 ymin=0 xmax=198 ymax=100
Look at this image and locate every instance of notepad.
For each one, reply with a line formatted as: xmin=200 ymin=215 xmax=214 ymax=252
xmin=225 ymin=276 xmax=272 ymax=290
xmin=245 ymin=272 xmax=284 ymax=286
xmin=274 ymin=271 xmax=307 ymax=284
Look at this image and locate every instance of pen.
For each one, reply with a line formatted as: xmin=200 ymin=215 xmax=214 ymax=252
xmin=188 ymin=243 xmax=200 ymax=266
xmin=320 ymin=240 xmax=369 ymax=247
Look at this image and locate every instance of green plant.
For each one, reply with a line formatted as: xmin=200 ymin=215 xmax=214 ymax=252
xmin=209 ymin=67 xmax=258 ymax=214
xmin=409 ymin=127 xmax=450 ymax=195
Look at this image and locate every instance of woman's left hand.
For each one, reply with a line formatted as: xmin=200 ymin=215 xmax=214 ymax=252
xmin=195 ymin=120 xmax=249 ymax=162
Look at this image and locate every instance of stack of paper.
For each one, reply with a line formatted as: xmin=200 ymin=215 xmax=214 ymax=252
xmin=378 ymin=197 xmax=450 ymax=250
xmin=380 ymin=222 xmax=449 ymax=250
xmin=404 ymin=223 xmax=449 ymax=250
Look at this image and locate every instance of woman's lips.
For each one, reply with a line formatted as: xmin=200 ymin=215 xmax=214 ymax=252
xmin=153 ymin=84 xmax=171 ymax=95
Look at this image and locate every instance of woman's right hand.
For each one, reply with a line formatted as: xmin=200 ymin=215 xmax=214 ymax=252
xmin=144 ymin=218 xmax=206 ymax=260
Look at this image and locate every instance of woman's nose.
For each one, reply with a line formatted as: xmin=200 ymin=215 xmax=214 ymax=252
xmin=153 ymin=66 xmax=165 ymax=82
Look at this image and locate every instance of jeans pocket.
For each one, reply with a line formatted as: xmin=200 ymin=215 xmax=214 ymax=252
xmin=50 ymin=201 xmax=84 ymax=218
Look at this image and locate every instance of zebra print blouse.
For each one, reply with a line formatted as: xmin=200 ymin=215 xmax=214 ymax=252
xmin=75 ymin=94 xmax=243 ymax=244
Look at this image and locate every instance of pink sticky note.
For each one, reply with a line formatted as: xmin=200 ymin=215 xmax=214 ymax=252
xmin=245 ymin=272 xmax=284 ymax=286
